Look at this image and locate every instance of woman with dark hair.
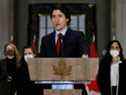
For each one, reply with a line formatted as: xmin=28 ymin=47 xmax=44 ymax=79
xmin=97 ymin=40 xmax=126 ymax=95
xmin=16 ymin=46 xmax=37 ymax=95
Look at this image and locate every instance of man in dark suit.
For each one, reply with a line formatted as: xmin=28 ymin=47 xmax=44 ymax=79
xmin=40 ymin=5 xmax=88 ymax=58
xmin=39 ymin=5 xmax=88 ymax=95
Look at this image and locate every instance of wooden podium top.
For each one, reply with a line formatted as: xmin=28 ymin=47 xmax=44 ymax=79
xmin=27 ymin=58 xmax=99 ymax=81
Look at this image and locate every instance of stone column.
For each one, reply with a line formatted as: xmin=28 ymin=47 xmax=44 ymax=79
xmin=96 ymin=0 xmax=111 ymax=56
xmin=116 ymin=0 xmax=126 ymax=56
xmin=0 ymin=0 xmax=14 ymax=58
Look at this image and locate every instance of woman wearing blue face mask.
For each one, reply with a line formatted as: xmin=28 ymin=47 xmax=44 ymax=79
xmin=97 ymin=40 xmax=126 ymax=95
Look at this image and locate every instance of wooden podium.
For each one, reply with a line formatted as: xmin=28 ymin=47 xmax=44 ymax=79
xmin=27 ymin=58 xmax=99 ymax=95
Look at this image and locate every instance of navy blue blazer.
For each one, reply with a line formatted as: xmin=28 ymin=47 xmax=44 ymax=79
xmin=40 ymin=28 xmax=88 ymax=57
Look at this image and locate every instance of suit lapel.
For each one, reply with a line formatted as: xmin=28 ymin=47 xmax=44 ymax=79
xmin=63 ymin=28 xmax=72 ymax=43
xmin=50 ymin=31 xmax=57 ymax=56
xmin=50 ymin=31 xmax=55 ymax=47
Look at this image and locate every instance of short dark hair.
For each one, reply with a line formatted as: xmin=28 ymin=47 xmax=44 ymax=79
xmin=50 ymin=4 xmax=71 ymax=25
xmin=23 ymin=46 xmax=35 ymax=54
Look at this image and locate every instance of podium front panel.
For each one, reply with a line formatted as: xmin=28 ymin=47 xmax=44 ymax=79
xmin=27 ymin=58 xmax=98 ymax=81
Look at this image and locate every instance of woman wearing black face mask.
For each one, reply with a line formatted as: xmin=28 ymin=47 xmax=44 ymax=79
xmin=0 ymin=42 xmax=20 ymax=95
xmin=97 ymin=40 xmax=126 ymax=95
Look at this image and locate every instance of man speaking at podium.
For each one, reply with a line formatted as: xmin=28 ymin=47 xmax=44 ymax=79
xmin=40 ymin=5 xmax=88 ymax=58
xmin=39 ymin=4 xmax=88 ymax=95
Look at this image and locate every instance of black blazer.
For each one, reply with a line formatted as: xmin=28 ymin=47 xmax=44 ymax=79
xmin=16 ymin=57 xmax=30 ymax=81
xmin=40 ymin=28 xmax=88 ymax=57
xmin=0 ymin=59 xmax=9 ymax=95
xmin=97 ymin=56 xmax=126 ymax=95
xmin=0 ymin=59 xmax=7 ymax=80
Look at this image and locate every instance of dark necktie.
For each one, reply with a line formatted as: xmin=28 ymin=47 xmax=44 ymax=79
xmin=56 ymin=33 xmax=63 ymax=56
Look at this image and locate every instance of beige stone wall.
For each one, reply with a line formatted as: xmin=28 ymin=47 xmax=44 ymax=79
xmin=0 ymin=0 xmax=14 ymax=58
xmin=111 ymin=0 xmax=126 ymax=57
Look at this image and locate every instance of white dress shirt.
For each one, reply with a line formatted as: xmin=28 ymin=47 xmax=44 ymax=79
xmin=55 ymin=27 xmax=67 ymax=44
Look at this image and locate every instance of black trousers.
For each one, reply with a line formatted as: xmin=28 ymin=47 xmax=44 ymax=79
xmin=0 ymin=80 xmax=9 ymax=95
xmin=16 ymin=81 xmax=39 ymax=95
xmin=111 ymin=86 xmax=117 ymax=95
xmin=7 ymin=80 xmax=16 ymax=95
